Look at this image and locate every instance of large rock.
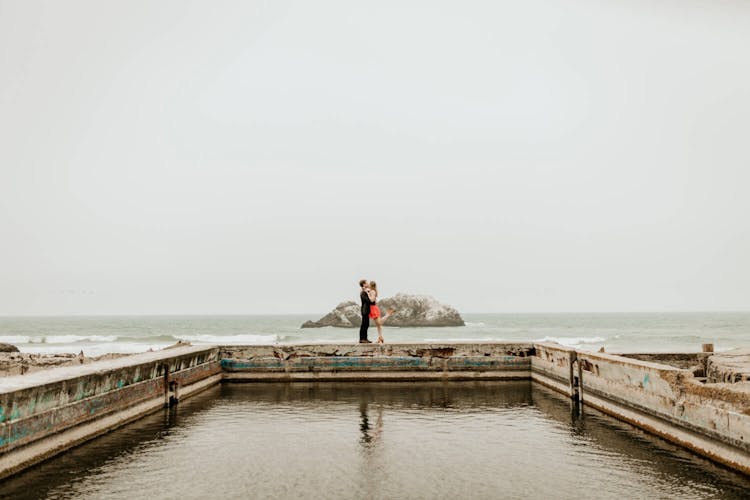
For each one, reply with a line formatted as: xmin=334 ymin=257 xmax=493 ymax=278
xmin=301 ymin=294 xmax=465 ymax=328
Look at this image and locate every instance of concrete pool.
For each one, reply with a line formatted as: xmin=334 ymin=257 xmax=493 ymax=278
xmin=1 ymin=381 xmax=749 ymax=499
xmin=1 ymin=342 xmax=749 ymax=497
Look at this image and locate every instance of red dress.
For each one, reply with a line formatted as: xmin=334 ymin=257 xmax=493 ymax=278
xmin=369 ymin=304 xmax=381 ymax=319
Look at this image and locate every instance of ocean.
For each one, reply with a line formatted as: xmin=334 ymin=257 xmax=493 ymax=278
xmin=1 ymin=312 xmax=749 ymax=357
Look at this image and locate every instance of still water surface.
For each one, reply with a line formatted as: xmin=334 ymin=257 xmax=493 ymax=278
xmin=1 ymin=382 xmax=749 ymax=499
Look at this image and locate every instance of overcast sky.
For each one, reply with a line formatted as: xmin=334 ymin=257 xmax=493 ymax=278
xmin=1 ymin=0 xmax=749 ymax=315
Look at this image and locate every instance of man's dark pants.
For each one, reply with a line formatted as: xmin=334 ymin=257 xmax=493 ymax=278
xmin=359 ymin=315 xmax=370 ymax=341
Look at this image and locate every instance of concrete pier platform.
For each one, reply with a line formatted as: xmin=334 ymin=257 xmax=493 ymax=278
xmin=220 ymin=343 xmax=533 ymax=381
xmin=707 ymin=349 xmax=750 ymax=383
xmin=1 ymin=342 xmax=749 ymax=479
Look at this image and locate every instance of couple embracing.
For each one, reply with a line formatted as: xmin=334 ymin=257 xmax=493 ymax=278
xmin=358 ymin=279 xmax=394 ymax=344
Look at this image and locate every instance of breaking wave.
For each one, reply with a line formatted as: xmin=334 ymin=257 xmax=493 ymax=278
xmin=1 ymin=333 xmax=282 ymax=346
xmin=2 ymin=335 xmax=119 ymax=344
xmin=424 ymin=338 xmax=502 ymax=342
xmin=536 ymin=336 xmax=606 ymax=346
xmin=177 ymin=334 xmax=279 ymax=344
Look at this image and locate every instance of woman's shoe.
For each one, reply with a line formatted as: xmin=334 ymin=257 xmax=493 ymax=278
xmin=377 ymin=337 xmax=384 ymax=344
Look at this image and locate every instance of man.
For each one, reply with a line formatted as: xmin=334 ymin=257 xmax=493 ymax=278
xmin=359 ymin=279 xmax=372 ymax=343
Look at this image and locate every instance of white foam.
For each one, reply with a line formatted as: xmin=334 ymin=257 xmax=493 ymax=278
xmin=178 ymin=334 xmax=278 ymax=344
xmin=42 ymin=335 xmax=119 ymax=344
xmin=19 ymin=343 xmax=173 ymax=357
xmin=424 ymin=338 xmax=502 ymax=342
xmin=0 ymin=335 xmax=31 ymax=344
xmin=714 ymin=346 xmax=736 ymax=353
xmin=536 ymin=336 xmax=606 ymax=346
xmin=0 ymin=335 xmax=120 ymax=344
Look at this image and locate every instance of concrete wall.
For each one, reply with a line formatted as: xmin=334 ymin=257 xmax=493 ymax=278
xmin=530 ymin=347 xmax=750 ymax=475
xmin=585 ymin=353 xmax=749 ymax=474
xmin=616 ymin=352 xmax=710 ymax=372
xmin=0 ymin=346 xmax=220 ymax=479
xmin=706 ymin=349 xmax=750 ymax=383
xmin=531 ymin=342 xmax=577 ymax=398
xmin=1 ymin=341 xmax=749 ymax=479
xmin=220 ymin=343 xmax=534 ymax=381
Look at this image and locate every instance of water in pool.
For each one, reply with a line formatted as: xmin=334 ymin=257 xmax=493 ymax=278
xmin=1 ymin=382 xmax=749 ymax=499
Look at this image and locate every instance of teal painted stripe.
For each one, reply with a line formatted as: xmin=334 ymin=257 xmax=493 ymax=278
xmin=221 ymin=357 xmax=432 ymax=370
xmin=290 ymin=357 xmax=428 ymax=369
xmin=221 ymin=356 xmax=530 ymax=371
xmin=446 ymin=357 xmax=531 ymax=368
xmin=221 ymin=359 xmax=283 ymax=370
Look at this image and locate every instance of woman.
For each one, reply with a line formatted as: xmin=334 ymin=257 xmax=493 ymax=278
xmin=367 ymin=281 xmax=395 ymax=344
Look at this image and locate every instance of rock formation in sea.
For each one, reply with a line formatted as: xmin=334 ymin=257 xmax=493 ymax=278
xmin=301 ymin=293 xmax=465 ymax=328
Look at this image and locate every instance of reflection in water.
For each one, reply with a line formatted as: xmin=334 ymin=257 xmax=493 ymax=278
xmin=0 ymin=385 xmax=223 ymax=500
xmin=533 ymin=384 xmax=748 ymax=494
xmin=359 ymin=400 xmax=384 ymax=448
xmin=1 ymin=382 xmax=748 ymax=500
xmin=359 ymin=400 xmax=372 ymax=445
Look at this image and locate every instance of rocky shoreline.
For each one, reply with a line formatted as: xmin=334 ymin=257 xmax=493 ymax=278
xmin=0 ymin=352 xmax=130 ymax=377
xmin=0 ymin=341 xmax=192 ymax=377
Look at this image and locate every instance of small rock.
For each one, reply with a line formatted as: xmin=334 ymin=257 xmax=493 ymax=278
xmin=0 ymin=343 xmax=21 ymax=352
xmin=0 ymin=343 xmax=20 ymax=353
xmin=163 ymin=340 xmax=192 ymax=350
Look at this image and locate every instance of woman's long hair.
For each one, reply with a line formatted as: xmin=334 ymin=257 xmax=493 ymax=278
xmin=369 ymin=281 xmax=378 ymax=298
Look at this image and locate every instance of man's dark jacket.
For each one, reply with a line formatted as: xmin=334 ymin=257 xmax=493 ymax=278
xmin=360 ymin=289 xmax=372 ymax=316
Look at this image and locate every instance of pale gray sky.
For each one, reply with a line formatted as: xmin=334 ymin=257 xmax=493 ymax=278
xmin=1 ymin=0 xmax=749 ymax=315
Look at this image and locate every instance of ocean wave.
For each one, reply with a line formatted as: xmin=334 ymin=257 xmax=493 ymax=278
xmin=177 ymin=334 xmax=279 ymax=344
xmin=464 ymin=322 xmax=486 ymax=327
xmin=536 ymin=336 xmax=606 ymax=346
xmin=2 ymin=335 xmax=121 ymax=344
xmin=424 ymin=338 xmax=502 ymax=342
xmin=0 ymin=335 xmax=32 ymax=345
xmin=119 ymin=335 xmax=180 ymax=343
xmin=44 ymin=335 xmax=120 ymax=344
xmin=715 ymin=346 xmax=737 ymax=353
xmin=280 ymin=338 xmax=347 ymax=344
xmin=20 ymin=342 xmax=174 ymax=357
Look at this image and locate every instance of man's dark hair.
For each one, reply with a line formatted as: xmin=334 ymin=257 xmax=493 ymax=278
xmin=359 ymin=279 xmax=367 ymax=288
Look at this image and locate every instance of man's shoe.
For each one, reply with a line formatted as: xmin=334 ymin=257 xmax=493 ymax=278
xmin=359 ymin=339 xmax=372 ymax=343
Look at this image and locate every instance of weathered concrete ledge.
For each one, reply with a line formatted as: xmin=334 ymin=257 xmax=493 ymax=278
xmin=0 ymin=346 xmax=221 ymax=480
xmin=0 ymin=352 xmax=131 ymax=377
xmin=707 ymin=349 xmax=750 ymax=383
xmin=617 ymin=352 xmax=711 ymax=372
xmin=220 ymin=343 xmax=534 ymax=381
xmin=1 ymin=342 xmax=749 ymax=479
xmin=532 ymin=343 xmax=750 ymax=475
